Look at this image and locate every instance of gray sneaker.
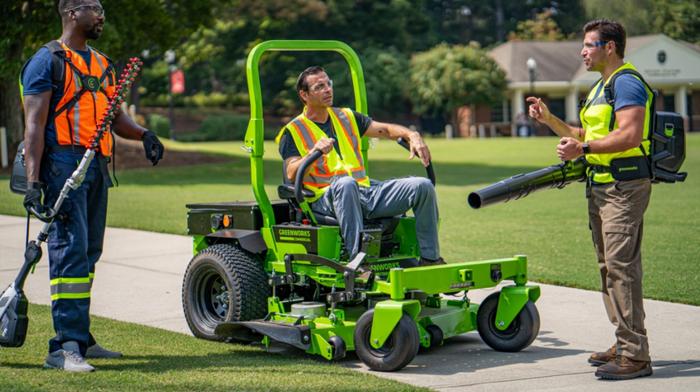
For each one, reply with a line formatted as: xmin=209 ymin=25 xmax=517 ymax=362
xmin=44 ymin=341 xmax=95 ymax=372
xmin=86 ymin=343 xmax=123 ymax=359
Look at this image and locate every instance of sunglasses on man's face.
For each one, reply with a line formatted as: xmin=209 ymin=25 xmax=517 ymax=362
xmin=582 ymin=41 xmax=608 ymax=50
xmin=309 ymin=80 xmax=333 ymax=93
xmin=66 ymin=4 xmax=105 ymax=16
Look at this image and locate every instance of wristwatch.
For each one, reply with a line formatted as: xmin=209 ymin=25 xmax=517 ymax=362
xmin=582 ymin=142 xmax=591 ymax=154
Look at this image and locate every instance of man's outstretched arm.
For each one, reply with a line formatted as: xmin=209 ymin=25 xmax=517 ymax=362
xmin=365 ymin=121 xmax=431 ymax=167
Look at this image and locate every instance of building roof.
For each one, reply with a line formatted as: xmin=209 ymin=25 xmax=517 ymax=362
xmin=489 ymin=34 xmax=700 ymax=87
xmin=489 ymin=40 xmax=582 ymax=83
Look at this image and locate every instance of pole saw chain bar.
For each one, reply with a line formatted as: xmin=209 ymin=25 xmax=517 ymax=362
xmin=89 ymin=57 xmax=143 ymax=150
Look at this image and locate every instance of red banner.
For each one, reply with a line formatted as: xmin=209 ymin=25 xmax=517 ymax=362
xmin=170 ymin=69 xmax=185 ymax=94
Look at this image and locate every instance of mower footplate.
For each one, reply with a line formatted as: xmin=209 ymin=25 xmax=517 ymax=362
xmin=214 ymin=322 xmax=264 ymax=343
xmin=216 ymin=321 xmax=311 ymax=350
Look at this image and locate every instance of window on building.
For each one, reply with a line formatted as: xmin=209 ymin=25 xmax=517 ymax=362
xmin=490 ymin=100 xmax=510 ymax=122
xmin=663 ymin=94 xmax=675 ymax=112
xmin=548 ymin=98 xmax=566 ymax=120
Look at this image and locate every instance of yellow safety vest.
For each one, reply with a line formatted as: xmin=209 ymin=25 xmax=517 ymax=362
xmin=277 ymin=107 xmax=370 ymax=202
xmin=580 ymin=63 xmax=653 ymax=183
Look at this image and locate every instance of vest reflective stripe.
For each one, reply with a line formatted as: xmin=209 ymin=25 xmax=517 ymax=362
xmin=580 ymin=63 xmax=653 ymax=184
xmin=52 ymin=42 xmax=115 ymax=156
xmin=281 ymin=107 xmax=370 ymax=202
xmin=50 ymin=277 xmax=91 ymax=301
xmin=329 ymin=108 xmax=364 ymax=165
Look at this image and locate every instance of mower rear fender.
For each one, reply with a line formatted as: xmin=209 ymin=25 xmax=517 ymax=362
xmin=204 ymin=229 xmax=267 ymax=255
xmin=494 ymin=285 xmax=541 ymax=331
xmin=369 ymin=299 xmax=421 ymax=349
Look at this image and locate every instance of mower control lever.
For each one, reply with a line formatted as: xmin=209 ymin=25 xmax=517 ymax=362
xmin=396 ymin=137 xmax=436 ymax=186
xmin=294 ymin=149 xmax=324 ymax=204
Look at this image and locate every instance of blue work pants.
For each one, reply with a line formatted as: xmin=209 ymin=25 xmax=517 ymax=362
xmin=41 ymin=154 xmax=110 ymax=355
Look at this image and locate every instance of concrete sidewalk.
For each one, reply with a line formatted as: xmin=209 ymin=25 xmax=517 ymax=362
xmin=1 ymin=214 xmax=698 ymax=391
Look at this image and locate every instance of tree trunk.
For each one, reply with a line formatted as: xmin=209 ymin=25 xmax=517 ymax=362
xmin=0 ymin=77 xmax=24 ymax=151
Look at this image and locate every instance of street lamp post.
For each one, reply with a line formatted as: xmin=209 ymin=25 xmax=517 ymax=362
xmin=526 ymin=57 xmax=537 ymax=136
xmin=165 ymin=49 xmax=176 ymax=140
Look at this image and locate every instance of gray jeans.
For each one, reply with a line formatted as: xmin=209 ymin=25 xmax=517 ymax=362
xmin=311 ymin=176 xmax=440 ymax=259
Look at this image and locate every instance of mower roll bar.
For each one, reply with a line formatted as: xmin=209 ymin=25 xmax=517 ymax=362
xmin=294 ymin=139 xmax=437 ymax=204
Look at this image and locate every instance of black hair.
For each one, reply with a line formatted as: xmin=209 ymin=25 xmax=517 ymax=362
xmin=583 ymin=19 xmax=626 ymax=58
xmin=296 ymin=66 xmax=326 ymax=92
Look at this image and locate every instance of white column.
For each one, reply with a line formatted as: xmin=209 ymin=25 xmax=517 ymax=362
xmin=565 ymin=87 xmax=580 ymax=124
xmin=511 ymin=89 xmax=524 ymax=136
xmin=0 ymin=127 xmax=7 ymax=168
xmin=675 ymin=86 xmax=688 ymax=118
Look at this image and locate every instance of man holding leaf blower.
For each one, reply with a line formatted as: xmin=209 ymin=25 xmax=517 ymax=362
xmin=20 ymin=0 xmax=163 ymax=372
xmin=527 ymin=19 xmax=653 ymax=380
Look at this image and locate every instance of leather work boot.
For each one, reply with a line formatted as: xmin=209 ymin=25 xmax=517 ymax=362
xmin=588 ymin=344 xmax=617 ymax=366
xmin=44 ymin=341 xmax=95 ymax=372
xmin=595 ymin=356 xmax=653 ymax=380
xmin=86 ymin=343 xmax=123 ymax=359
xmin=418 ymin=257 xmax=447 ymax=267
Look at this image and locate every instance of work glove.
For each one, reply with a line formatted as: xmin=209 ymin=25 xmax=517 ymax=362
xmin=23 ymin=181 xmax=46 ymax=216
xmin=141 ymin=130 xmax=164 ymax=166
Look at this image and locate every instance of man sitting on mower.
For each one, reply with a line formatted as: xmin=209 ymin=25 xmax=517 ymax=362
xmin=276 ymin=66 xmax=444 ymax=266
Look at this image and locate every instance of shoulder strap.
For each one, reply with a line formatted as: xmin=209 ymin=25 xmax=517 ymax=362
xmin=43 ymin=41 xmax=67 ymax=91
xmin=603 ymin=69 xmax=656 ymax=158
xmin=603 ymin=69 xmax=654 ymax=107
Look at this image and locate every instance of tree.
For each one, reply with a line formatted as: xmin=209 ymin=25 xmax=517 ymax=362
xmin=583 ymin=0 xmax=699 ymax=44
xmin=408 ymin=43 xmax=506 ymax=132
xmin=508 ymin=9 xmax=567 ymax=41
xmin=651 ymin=0 xmax=700 ymax=45
xmin=0 ymin=0 xmax=222 ymax=149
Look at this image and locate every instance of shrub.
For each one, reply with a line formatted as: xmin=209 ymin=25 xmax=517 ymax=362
xmin=148 ymin=114 xmax=171 ymax=138
xmin=177 ymin=114 xmax=248 ymax=142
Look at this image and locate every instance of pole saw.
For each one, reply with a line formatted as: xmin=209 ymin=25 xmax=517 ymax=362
xmin=0 ymin=57 xmax=143 ymax=348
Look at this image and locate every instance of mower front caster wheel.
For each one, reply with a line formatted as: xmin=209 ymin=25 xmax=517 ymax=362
xmin=328 ymin=335 xmax=346 ymax=360
xmin=354 ymin=310 xmax=419 ymax=372
xmin=476 ymin=292 xmax=540 ymax=352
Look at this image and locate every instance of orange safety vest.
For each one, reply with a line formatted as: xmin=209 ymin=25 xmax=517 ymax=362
xmin=51 ymin=41 xmax=116 ymax=156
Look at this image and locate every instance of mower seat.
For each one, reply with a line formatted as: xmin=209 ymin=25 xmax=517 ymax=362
xmin=277 ymin=184 xmax=339 ymax=225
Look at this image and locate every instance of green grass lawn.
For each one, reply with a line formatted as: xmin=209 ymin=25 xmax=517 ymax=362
xmin=0 ymin=304 xmax=423 ymax=391
xmin=1 ymin=135 xmax=698 ymax=304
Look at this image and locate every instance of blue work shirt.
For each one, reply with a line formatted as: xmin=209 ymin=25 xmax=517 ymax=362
xmin=612 ymin=74 xmax=648 ymax=111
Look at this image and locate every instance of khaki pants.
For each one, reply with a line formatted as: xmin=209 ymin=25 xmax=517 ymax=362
xmin=588 ymin=178 xmax=651 ymax=362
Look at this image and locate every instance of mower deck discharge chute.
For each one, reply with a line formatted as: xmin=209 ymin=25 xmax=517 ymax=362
xmin=181 ymin=40 xmax=540 ymax=371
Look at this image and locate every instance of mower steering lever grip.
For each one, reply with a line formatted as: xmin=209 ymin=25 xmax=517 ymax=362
xmin=396 ymin=137 xmax=436 ymax=186
xmin=295 ymin=149 xmax=324 ymax=204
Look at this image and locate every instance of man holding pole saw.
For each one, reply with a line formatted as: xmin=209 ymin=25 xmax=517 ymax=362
xmin=18 ymin=0 xmax=163 ymax=372
xmin=527 ymin=19 xmax=653 ymax=380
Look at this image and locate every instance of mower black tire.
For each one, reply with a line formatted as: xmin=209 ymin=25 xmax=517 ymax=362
xmin=476 ymin=292 xmax=540 ymax=352
xmin=328 ymin=335 xmax=347 ymax=360
xmin=182 ymin=243 xmax=269 ymax=341
xmin=426 ymin=324 xmax=444 ymax=348
xmin=354 ymin=310 xmax=419 ymax=372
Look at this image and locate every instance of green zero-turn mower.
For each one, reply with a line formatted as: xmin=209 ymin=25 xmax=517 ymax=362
xmin=181 ymin=40 xmax=541 ymax=371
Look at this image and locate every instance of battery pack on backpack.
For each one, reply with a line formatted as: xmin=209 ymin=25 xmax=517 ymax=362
xmin=650 ymin=111 xmax=687 ymax=183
